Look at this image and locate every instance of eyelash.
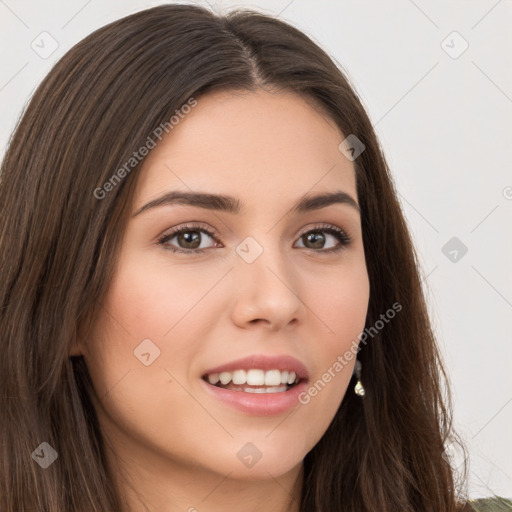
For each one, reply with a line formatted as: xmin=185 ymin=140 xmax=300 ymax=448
xmin=157 ymin=223 xmax=353 ymax=255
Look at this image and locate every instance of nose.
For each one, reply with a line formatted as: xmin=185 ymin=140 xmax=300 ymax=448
xmin=229 ymin=241 xmax=304 ymax=331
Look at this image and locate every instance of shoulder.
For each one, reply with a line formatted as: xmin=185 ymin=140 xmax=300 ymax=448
xmin=465 ymin=497 xmax=512 ymax=511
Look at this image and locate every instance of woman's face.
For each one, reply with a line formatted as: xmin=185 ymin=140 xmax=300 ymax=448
xmin=75 ymin=89 xmax=369 ymax=489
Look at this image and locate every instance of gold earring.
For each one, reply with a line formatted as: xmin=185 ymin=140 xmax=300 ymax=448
xmin=353 ymin=359 xmax=365 ymax=397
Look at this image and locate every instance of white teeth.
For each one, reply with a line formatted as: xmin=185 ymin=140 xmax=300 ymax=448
xmin=232 ymin=369 xmax=246 ymax=385
xmin=246 ymin=369 xmax=265 ymax=385
xmin=219 ymin=371 xmax=231 ymax=385
xmin=207 ymin=373 xmax=220 ymax=385
xmin=205 ymin=368 xmax=300 ymax=387
xmin=242 ymin=385 xmax=287 ymax=393
xmin=264 ymin=369 xmax=282 ymax=386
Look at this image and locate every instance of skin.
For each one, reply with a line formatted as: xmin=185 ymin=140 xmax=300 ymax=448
xmin=71 ymin=88 xmax=370 ymax=512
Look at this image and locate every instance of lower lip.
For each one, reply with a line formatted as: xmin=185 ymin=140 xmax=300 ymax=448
xmin=200 ymin=378 xmax=309 ymax=416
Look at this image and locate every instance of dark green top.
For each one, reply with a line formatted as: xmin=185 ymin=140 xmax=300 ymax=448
xmin=469 ymin=497 xmax=512 ymax=511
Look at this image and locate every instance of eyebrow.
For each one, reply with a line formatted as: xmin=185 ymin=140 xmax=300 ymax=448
xmin=132 ymin=189 xmax=360 ymax=217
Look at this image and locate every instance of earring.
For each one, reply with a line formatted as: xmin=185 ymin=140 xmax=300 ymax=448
xmin=353 ymin=359 xmax=365 ymax=397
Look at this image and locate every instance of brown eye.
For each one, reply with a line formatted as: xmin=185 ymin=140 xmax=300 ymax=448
xmin=295 ymin=225 xmax=352 ymax=252
xmin=302 ymin=231 xmax=326 ymax=249
xmin=158 ymin=224 xmax=219 ymax=253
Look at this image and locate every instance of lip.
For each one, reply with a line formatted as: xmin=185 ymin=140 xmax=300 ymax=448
xmin=201 ymin=354 xmax=310 ymax=381
xmin=200 ymin=377 xmax=309 ymax=416
xmin=200 ymin=354 xmax=310 ymax=416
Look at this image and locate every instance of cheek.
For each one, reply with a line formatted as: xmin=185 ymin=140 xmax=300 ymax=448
xmin=300 ymin=262 xmax=369 ymax=406
xmin=87 ymin=253 xmax=227 ymax=405
xmin=107 ymin=255 xmax=219 ymax=339
xmin=83 ymin=258 xmax=216 ymax=458
xmin=312 ymin=260 xmax=370 ymax=342
xmin=320 ymin=283 xmax=368 ymax=331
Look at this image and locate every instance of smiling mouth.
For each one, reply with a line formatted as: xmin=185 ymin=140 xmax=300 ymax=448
xmin=202 ymin=369 xmax=303 ymax=393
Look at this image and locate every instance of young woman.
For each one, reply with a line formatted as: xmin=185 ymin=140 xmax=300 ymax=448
xmin=0 ymin=4 xmax=508 ymax=512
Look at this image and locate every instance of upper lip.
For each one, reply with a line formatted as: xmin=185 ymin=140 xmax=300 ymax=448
xmin=202 ymin=354 xmax=310 ymax=381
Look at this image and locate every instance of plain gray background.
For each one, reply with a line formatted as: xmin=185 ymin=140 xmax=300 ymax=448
xmin=1 ymin=0 xmax=511 ymax=499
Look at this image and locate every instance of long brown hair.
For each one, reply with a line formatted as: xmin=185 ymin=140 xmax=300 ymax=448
xmin=0 ymin=4 xmax=468 ymax=511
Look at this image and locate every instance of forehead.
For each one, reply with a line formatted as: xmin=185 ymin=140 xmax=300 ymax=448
xmin=133 ymin=89 xmax=356 ymax=209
